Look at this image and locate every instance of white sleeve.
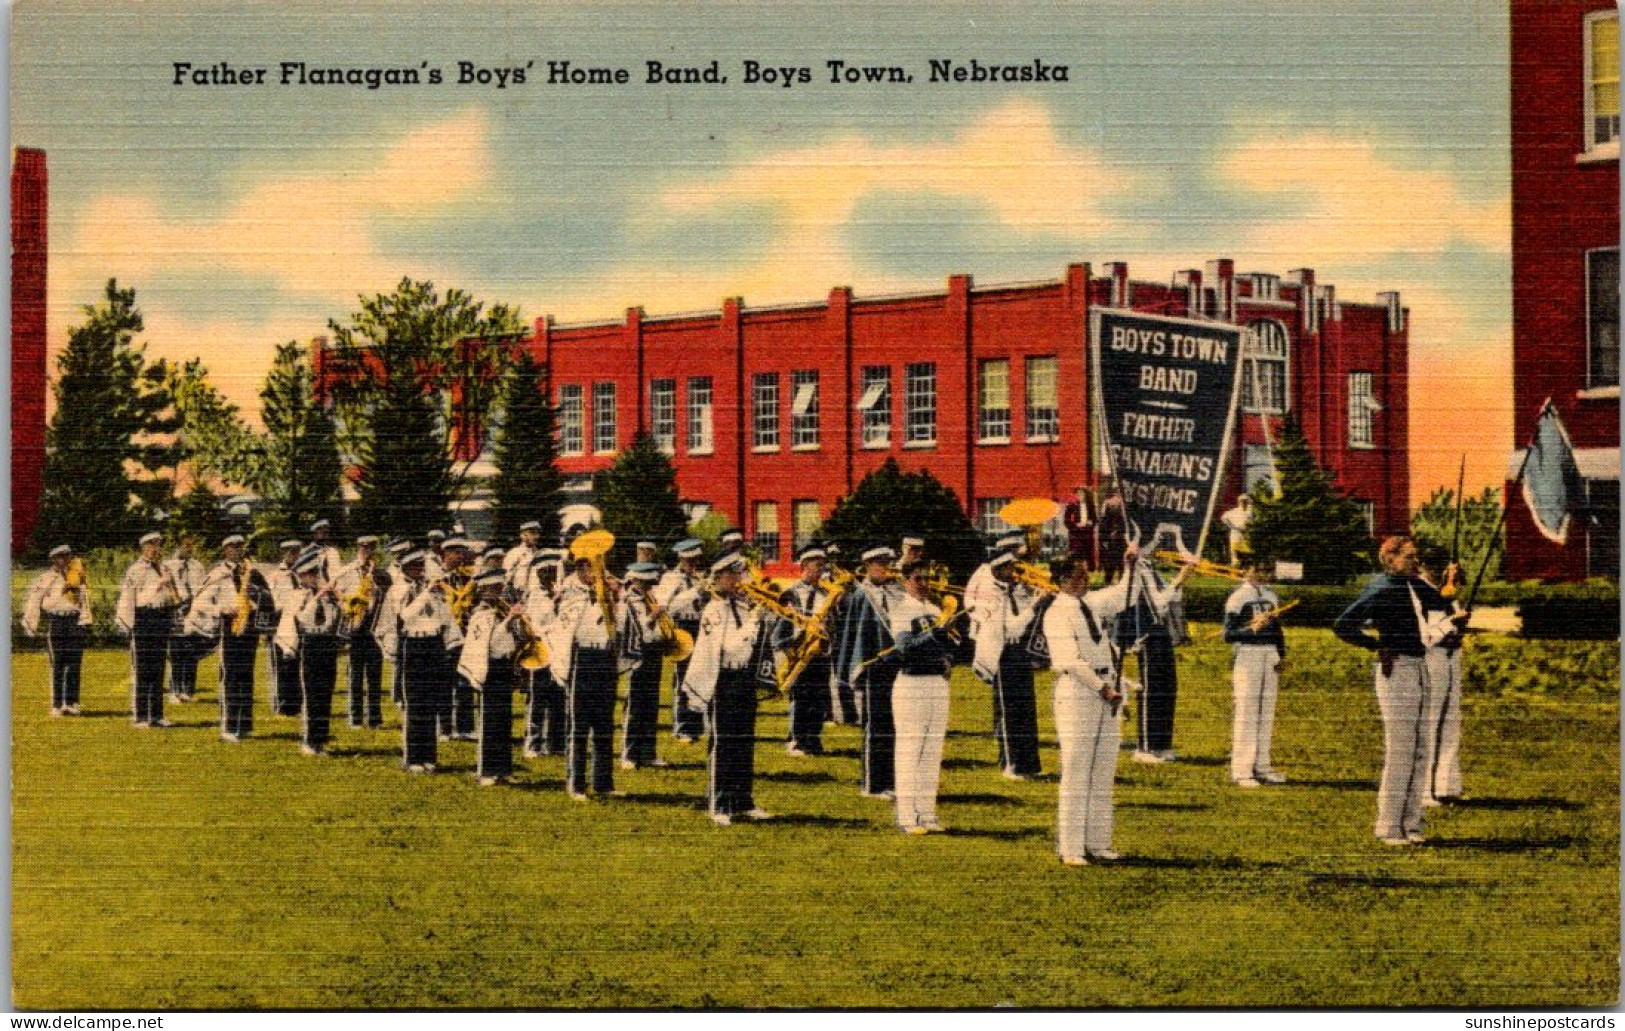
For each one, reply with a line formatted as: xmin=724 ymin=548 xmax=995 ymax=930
xmin=22 ymin=576 xmax=46 ymax=637
xmin=1043 ymin=601 xmax=1084 ymax=679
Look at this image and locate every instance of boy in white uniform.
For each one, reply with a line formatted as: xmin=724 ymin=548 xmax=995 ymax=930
xmin=1222 ymin=561 xmax=1288 ymax=788
xmin=888 ymin=560 xmax=967 ymax=834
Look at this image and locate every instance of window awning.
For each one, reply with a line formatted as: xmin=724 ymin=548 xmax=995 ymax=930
xmin=792 ymin=382 xmax=818 ymax=416
xmin=855 ymin=382 xmax=886 ymax=411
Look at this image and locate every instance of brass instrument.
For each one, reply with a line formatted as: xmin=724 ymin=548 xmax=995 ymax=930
xmin=1153 ymin=550 xmax=1246 ymax=581
xmin=493 ymin=597 xmax=551 ymax=672
xmin=569 ymin=529 xmax=619 ymax=644
xmin=857 ymin=592 xmax=964 ymax=673
xmin=64 ymin=557 xmax=89 ymax=607
xmin=999 ymin=497 xmax=1062 ymax=594
xmin=432 ymin=563 xmax=479 ymax=624
xmin=777 ymin=569 xmax=851 ymax=694
xmin=924 ymin=562 xmax=964 ymax=595
xmin=230 ymin=563 xmax=253 ymax=636
xmin=343 ymin=561 xmax=376 ymax=629
xmin=1199 ymin=598 xmax=1300 ymax=641
xmin=1010 ymin=561 xmax=1058 ymax=594
xmin=649 ymin=598 xmax=695 ymax=663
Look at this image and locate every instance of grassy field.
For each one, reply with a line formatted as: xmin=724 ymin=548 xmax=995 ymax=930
xmin=11 ymin=629 xmax=1620 ymax=1009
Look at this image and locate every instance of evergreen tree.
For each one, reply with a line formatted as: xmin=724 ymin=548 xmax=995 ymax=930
xmin=167 ymin=482 xmax=228 ymax=550
xmin=595 ymin=433 xmax=690 ymax=570
xmin=34 ymin=280 xmax=179 ymax=552
xmin=327 ymin=278 xmax=521 ymax=538
xmin=1411 ymin=485 xmax=1503 ymax=583
xmin=1244 ymin=415 xmax=1374 ymax=584
xmin=255 ymin=341 xmax=347 ymax=546
xmin=489 ymin=352 xmax=565 ymax=545
xmin=820 ymin=458 xmax=982 ymax=582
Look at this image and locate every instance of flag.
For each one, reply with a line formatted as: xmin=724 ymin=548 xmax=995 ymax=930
xmin=1521 ymin=401 xmax=1587 ymax=544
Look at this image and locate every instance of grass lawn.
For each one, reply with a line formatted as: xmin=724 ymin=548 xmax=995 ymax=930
xmin=11 ymin=629 xmax=1619 ymax=1009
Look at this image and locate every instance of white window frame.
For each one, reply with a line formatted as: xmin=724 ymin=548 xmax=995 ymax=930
xmin=1356 ymin=499 xmax=1376 ymax=536
xmin=1025 ymin=355 xmax=1060 ymax=442
xmin=790 ymin=370 xmax=820 ymax=450
xmin=1347 ymin=371 xmax=1377 ymax=449
xmin=1241 ymin=320 xmax=1290 ymax=416
xmin=753 ymin=500 xmax=780 ymax=561
xmin=650 ymin=378 xmax=677 ymax=455
xmin=558 ymin=383 xmax=584 ymax=456
xmin=858 ymin=366 xmax=891 ymax=449
xmin=1587 ymin=247 xmax=1620 ymax=390
xmin=976 ymin=497 xmax=1013 ymax=536
xmin=752 ymin=373 xmax=780 ymax=452
xmin=592 ymin=381 xmax=617 ymax=455
xmin=686 ymin=377 xmax=714 ymax=455
xmin=977 ymin=359 xmax=1011 ymax=444
xmin=904 ymin=362 xmax=937 ymax=447
xmin=1584 ymin=11 xmax=1621 ymax=155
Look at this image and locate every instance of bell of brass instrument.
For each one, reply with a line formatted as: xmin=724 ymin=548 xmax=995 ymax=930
xmin=569 ymin=528 xmax=619 ymax=643
xmin=230 ymin=563 xmax=253 ymax=635
xmin=343 ymin=561 xmax=375 ymax=629
xmin=650 ymin=600 xmax=695 ymax=663
xmin=494 ymin=597 xmax=551 ymax=671
xmin=64 ymin=557 xmax=89 ymax=604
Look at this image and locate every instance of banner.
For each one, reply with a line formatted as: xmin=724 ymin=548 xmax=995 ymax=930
xmin=1521 ymin=399 xmax=1587 ymax=544
xmin=1090 ymin=308 xmax=1245 ymax=558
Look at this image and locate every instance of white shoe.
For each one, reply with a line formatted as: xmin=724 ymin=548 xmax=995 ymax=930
xmin=1378 ymin=835 xmax=1413 ymax=846
xmin=1422 ymin=796 xmax=1443 ymax=808
xmin=522 ymin=748 xmax=541 ymax=759
xmin=422 ymin=763 xmax=436 ymax=773
xmin=710 ymin=812 xmax=733 ymax=826
xmin=1405 ymin=832 xmax=1426 ymax=844
xmin=1233 ymin=778 xmax=1261 ymax=788
xmin=133 ymin=720 xmax=151 ymax=729
xmin=300 ymin=744 xmax=317 ymax=756
xmin=1061 ymin=854 xmax=1089 ymax=866
xmin=921 ymin=822 xmax=945 ymax=834
xmin=569 ymin=791 xmax=589 ymax=802
xmin=785 ymin=743 xmax=807 ymax=757
xmin=1155 ymin=749 xmax=1178 ymax=762
xmin=406 ymin=764 xmax=428 ymax=774
xmin=1257 ymin=771 xmax=1287 ymax=785
xmin=1001 ymin=769 xmax=1029 ymax=781
xmin=66 ymin=705 xmax=81 ymax=715
xmin=477 ymin=776 xmax=499 ymax=787
xmin=49 ymin=707 xmax=62 ymax=717
xmin=1132 ymin=750 xmax=1163 ymax=764
xmin=619 ymin=759 xmax=637 ymax=770
xmin=744 ymin=808 xmax=775 ymax=821
xmin=221 ymin=733 xmax=240 ymax=744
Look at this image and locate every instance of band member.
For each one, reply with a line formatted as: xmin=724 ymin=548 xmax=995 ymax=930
xmin=164 ymin=533 xmax=207 ymax=702
xmin=819 ymin=541 xmax=860 ymax=727
xmin=635 ymin=540 xmax=660 ymax=566
xmin=1044 ymin=554 xmax=1132 ymax=866
xmin=438 ymin=538 xmax=478 ymax=742
xmin=333 ymin=535 xmax=390 ymax=729
xmin=1223 ymin=560 xmax=1288 ymax=788
xmin=116 ymin=531 xmax=179 ymax=728
xmin=195 ymin=534 xmax=273 ymax=742
xmin=460 ymin=570 xmax=524 ymax=785
xmin=962 ymin=537 xmax=1022 ymax=623
xmin=277 ymin=549 xmax=343 ymax=756
xmin=1218 ymin=495 xmax=1254 ymax=567
xmin=654 ymin=538 xmax=708 ymax=742
xmin=552 ymin=551 xmax=623 ymax=799
xmin=1418 ymin=556 xmax=1468 ymax=806
xmin=267 ymin=539 xmax=304 ymax=717
xmin=971 ymin=552 xmax=1042 ymax=778
xmin=619 ymin=562 xmax=668 ymax=769
xmin=1096 ymin=485 xmax=1129 ymax=580
xmin=776 ymin=543 xmax=834 ymax=756
xmin=504 ymin=520 xmax=544 ymax=595
xmin=718 ymin=528 xmax=745 ymax=554
xmin=1063 ymin=484 xmax=1094 ymax=560
xmin=898 ymin=534 xmax=926 ymax=568
xmin=522 ymin=550 xmax=567 ymax=757
xmin=1333 ymin=534 xmax=1457 ymax=846
xmin=384 ymin=538 xmax=415 ymax=707
xmin=480 ymin=545 xmax=506 ymax=574
xmin=855 ymin=545 xmax=905 ymax=798
xmin=683 ymin=551 xmax=772 ymax=825
xmin=310 ymin=519 xmax=343 ymax=581
xmin=23 ymin=544 xmax=92 ymax=715
xmin=1117 ymin=546 xmax=1193 ymax=763
xmin=889 ymin=560 xmax=965 ymax=834
xmin=378 ymin=550 xmax=460 ymax=773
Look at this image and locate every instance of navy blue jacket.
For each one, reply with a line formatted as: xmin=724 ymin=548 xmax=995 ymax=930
xmin=1332 ymin=573 xmax=1447 ymax=658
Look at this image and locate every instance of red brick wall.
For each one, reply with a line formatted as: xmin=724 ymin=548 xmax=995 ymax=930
xmin=12 ymin=147 xmax=48 ymax=555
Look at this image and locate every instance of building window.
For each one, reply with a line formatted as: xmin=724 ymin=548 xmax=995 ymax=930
xmin=1586 ymin=478 xmax=1619 ymax=578
xmin=904 ymin=362 xmax=937 ymax=446
xmin=1026 ymin=356 xmax=1060 ymax=441
xmin=1242 ymin=444 xmax=1276 ymax=494
xmin=1241 ymin=320 xmax=1290 ymax=415
xmin=1347 ymin=372 xmax=1377 ymax=448
xmin=792 ymin=500 xmax=821 ymax=553
xmin=976 ymin=497 xmax=1013 ymax=536
xmin=858 ymin=366 xmax=891 ymax=449
xmin=1588 ymin=248 xmax=1619 ymax=388
xmin=558 ymin=384 xmax=584 ymax=456
xmin=790 ymin=370 xmax=820 ymax=449
xmin=686 ymin=376 xmax=713 ymax=454
xmin=753 ymin=501 xmax=780 ymax=562
xmin=1356 ymin=500 xmax=1376 ymax=536
xmin=1586 ymin=12 xmax=1620 ymax=151
xmin=592 ymin=381 xmax=617 ymax=454
xmin=752 ymin=372 xmax=780 ymax=450
xmin=649 ymin=379 xmax=676 ymax=454
xmin=977 ymin=359 xmax=1011 ymax=443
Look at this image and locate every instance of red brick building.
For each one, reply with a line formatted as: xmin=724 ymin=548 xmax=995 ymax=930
xmin=1506 ymin=0 xmax=1620 ymax=581
xmin=11 ymin=147 xmax=48 ymax=555
xmin=365 ymin=259 xmax=1409 ymax=563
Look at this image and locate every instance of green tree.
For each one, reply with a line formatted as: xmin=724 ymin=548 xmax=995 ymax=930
xmin=1411 ymin=485 xmax=1503 ymax=583
xmin=489 ymin=352 xmax=565 ymax=544
xmin=595 ymin=432 xmax=690 ymax=570
xmin=166 ymin=357 xmax=266 ymax=489
xmin=327 ymin=279 xmax=521 ymax=537
xmin=252 ymin=341 xmax=347 ymax=546
xmin=34 ymin=280 xmax=180 ymax=553
xmin=167 ymin=482 xmax=228 ymax=550
xmin=820 ymin=458 xmax=982 ymax=582
xmin=1244 ymin=416 xmax=1374 ymax=584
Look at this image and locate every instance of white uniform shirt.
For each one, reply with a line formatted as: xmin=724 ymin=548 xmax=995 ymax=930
xmin=1045 ymin=585 xmax=1131 ymax=692
xmin=379 ymin=579 xmax=462 ymax=655
xmin=503 ymin=544 xmax=538 ymax=595
xmin=970 ymin=577 xmax=1038 ymax=681
xmin=115 ymin=558 xmax=175 ymax=632
xmin=889 ymin=593 xmax=944 ymax=645
xmin=267 ymin=564 xmax=300 ymax=615
xmin=23 ymin=568 xmax=91 ymax=635
xmin=681 ymin=592 xmax=763 ymax=704
xmin=458 ymin=604 xmax=520 ymax=687
xmin=653 ymin=566 xmax=706 ymax=624
xmin=164 ymin=554 xmax=206 ymax=610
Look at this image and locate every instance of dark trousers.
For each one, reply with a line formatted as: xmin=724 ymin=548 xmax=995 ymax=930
xmin=272 ymin=647 xmax=302 ymax=717
xmin=621 ymin=656 xmax=663 ymax=765
xmin=1136 ymin=630 xmax=1179 ymax=753
xmin=993 ymin=647 xmax=1041 ymax=775
xmin=526 ymin=668 xmax=567 ymax=755
xmin=478 ymin=658 xmax=515 ymax=779
xmin=168 ymin=632 xmax=203 ymax=699
xmin=671 ymin=647 xmax=707 ymax=739
xmin=708 ymin=668 xmax=759 ymax=815
xmin=401 ymin=637 xmax=442 ymax=767
xmin=348 ymin=633 xmax=384 ymax=727
xmin=830 ymin=669 xmax=859 ymax=725
xmin=46 ymin=615 xmax=85 ymax=709
xmin=440 ymin=648 xmax=476 ymax=739
xmin=859 ymin=665 xmax=897 ymax=795
xmin=567 ymin=647 xmax=617 ymax=794
xmin=130 ymin=608 xmax=170 ymax=724
xmin=219 ymin=631 xmax=258 ymax=738
xmin=787 ymin=656 xmax=831 ymax=753
xmin=392 ymin=655 xmax=405 ymax=708
xmin=300 ymin=634 xmax=340 ymax=751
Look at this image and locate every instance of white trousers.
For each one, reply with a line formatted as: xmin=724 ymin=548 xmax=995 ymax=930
xmin=1230 ymin=645 xmax=1280 ymax=781
xmin=1054 ymin=673 xmax=1120 ymax=858
xmin=1423 ymin=647 xmax=1463 ymax=799
xmin=892 ymin=673 xmax=950 ymax=830
xmin=1374 ymin=655 xmax=1433 ymax=839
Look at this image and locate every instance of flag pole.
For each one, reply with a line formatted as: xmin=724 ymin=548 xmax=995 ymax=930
xmin=1462 ymin=401 xmax=1548 ymax=613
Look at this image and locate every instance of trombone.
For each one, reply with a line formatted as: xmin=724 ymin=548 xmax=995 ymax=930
xmin=999 ymin=497 xmax=1062 ymax=594
xmin=1153 ymin=550 xmax=1247 ymax=581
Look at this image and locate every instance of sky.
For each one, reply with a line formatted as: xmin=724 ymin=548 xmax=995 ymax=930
xmin=12 ymin=0 xmax=1514 ymax=505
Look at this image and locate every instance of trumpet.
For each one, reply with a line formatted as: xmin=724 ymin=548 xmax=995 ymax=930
xmin=1010 ymin=561 xmax=1058 ymax=594
xmin=492 ymin=597 xmax=551 ymax=671
xmin=1153 ymin=551 xmax=1246 ymax=581
xmin=1198 ymin=598 xmax=1301 ymax=640
xmin=739 ymin=572 xmax=813 ymax=628
xmin=857 ymin=593 xmax=966 ymax=673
